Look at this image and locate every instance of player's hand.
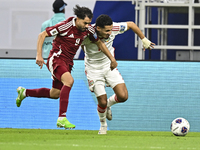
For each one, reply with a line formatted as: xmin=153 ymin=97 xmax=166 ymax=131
xmin=110 ymin=59 xmax=118 ymax=70
xmin=141 ymin=37 xmax=156 ymax=51
xmin=146 ymin=42 xmax=156 ymax=51
xmin=36 ymin=55 xmax=46 ymax=69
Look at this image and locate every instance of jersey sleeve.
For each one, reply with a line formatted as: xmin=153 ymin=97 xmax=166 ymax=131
xmin=45 ymin=21 xmax=66 ymax=36
xmin=112 ymin=22 xmax=128 ymax=35
xmin=88 ymin=25 xmax=99 ymax=42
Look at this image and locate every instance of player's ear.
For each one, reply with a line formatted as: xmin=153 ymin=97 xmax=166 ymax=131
xmin=96 ymin=26 xmax=101 ymax=32
xmin=76 ymin=17 xmax=81 ymax=23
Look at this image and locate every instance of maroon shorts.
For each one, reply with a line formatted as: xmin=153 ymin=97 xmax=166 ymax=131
xmin=46 ymin=57 xmax=73 ymax=90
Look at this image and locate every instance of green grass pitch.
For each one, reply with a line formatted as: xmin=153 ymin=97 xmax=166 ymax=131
xmin=0 ymin=128 xmax=199 ymax=150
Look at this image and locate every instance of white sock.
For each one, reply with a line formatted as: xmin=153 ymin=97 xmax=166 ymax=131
xmin=23 ymin=89 xmax=26 ymax=97
xmin=97 ymin=105 xmax=107 ymax=126
xmin=107 ymin=94 xmax=118 ymax=107
xmin=58 ymin=117 xmax=65 ymax=120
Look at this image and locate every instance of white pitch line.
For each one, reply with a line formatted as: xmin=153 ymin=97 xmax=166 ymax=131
xmin=0 ymin=142 xmax=197 ymax=150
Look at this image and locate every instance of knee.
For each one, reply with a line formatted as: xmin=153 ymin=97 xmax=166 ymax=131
xmin=97 ymin=96 xmax=107 ymax=108
xmin=63 ymin=77 xmax=74 ymax=87
xmin=69 ymin=77 xmax=74 ymax=85
xmin=68 ymin=78 xmax=74 ymax=87
xmin=99 ymin=100 xmax=107 ymax=108
xmin=61 ymin=72 xmax=74 ymax=87
xmin=50 ymin=90 xmax=60 ymax=99
xmin=117 ymin=92 xmax=128 ymax=102
xmin=52 ymin=93 xmax=60 ymax=99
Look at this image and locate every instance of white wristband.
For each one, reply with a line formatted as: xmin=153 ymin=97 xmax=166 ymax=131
xmin=141 ymin=37 xmax=151 ymax=49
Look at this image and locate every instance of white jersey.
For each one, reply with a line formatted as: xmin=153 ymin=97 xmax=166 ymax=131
xmin=82 ymin=22 xmax=128 ymax=69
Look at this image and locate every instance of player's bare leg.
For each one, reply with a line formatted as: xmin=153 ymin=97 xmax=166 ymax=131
xmin=97 ymin=94 xmax=108 ymax=134
xmin=108 ymin=83 xmax=128 ymax=107
xmin=57 ymin=72 xmax=75 ymax=129
xmin=106 ymin=83 xmax=128 ymax=120
xmin=50 ymin=88 xmax=60 ymax=99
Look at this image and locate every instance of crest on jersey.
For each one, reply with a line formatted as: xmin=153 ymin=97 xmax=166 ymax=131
xmin=50 ymin=28 xmax=58 ymax=35
xmin=120 ymin=25 xmax=125 ymax=32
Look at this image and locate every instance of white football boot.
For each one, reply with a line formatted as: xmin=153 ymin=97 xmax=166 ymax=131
xmin=98 ymin=126 xmax=107 ymax=134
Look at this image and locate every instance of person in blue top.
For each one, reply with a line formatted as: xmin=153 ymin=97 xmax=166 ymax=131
xmin=41 ymin=0 xmax=67 ymax=58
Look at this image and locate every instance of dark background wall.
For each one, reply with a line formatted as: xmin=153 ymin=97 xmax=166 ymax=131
xmin=79 ymin=1 xmax=200 ymax=60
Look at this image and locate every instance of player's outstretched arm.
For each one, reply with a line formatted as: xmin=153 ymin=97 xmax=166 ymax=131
xmin=36 ymin=31 xmax=48 ymax=69
xmin=126 ymin=22 xmax=155 ymax=50
xmin=95 ymin=39 xmax=118 ymax=70
xmin=141 ymin=37 xmax=155 ymax=51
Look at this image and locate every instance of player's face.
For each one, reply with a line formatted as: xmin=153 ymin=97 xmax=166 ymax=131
xmin=97 ymin=25 xmax=113 ymax=39
xmin=76 ymin=17 xmax=92 ymax=32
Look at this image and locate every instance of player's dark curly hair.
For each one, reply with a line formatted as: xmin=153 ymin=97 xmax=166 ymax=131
xmin=96 ymin=14 xmax=113 ymax=28
xmin=73 ymin=5 xmax=93 ymax=20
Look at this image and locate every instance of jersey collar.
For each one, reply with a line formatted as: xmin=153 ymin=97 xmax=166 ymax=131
xmin=72 ymin=17 xmax=76 ymax=26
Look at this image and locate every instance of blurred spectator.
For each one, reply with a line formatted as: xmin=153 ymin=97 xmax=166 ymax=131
xmin=41 ymin=0 xmax=67 ymax=58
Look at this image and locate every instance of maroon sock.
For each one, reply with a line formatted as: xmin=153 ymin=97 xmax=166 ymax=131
xmin=59 ymin=85 xmax=71 ymax=117
xmin=26 ymin=88 xmax=50 ymax=98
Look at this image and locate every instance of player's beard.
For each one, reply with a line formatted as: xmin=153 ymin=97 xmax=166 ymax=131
xmin=81 ymin=28 xmax=88 ymax=32
xmin=101 ymin=34 xmax=110 ymax=39
xmin=105 ymin=34 xmax=110 ymax=39
xmin=78 ymin=25 xmax=87 ymax=32
xmin=98 ymin=32 xmax=110 ymax=39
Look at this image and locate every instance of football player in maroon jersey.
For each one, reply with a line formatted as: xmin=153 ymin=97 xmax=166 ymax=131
xmin=16 ymin=5 xmax=117 ymax=129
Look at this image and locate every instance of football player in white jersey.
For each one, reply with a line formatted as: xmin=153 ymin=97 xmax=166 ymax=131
xmin=81 ymin=14 xmax=155 ymax=134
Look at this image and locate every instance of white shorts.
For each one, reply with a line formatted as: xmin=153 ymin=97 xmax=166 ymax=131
xmin=85 ymin=66 xmax=124 ymax=97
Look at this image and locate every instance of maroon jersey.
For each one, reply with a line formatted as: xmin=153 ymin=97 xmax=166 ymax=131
xmin=46 ymin=17 xmax=98 ymax=66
